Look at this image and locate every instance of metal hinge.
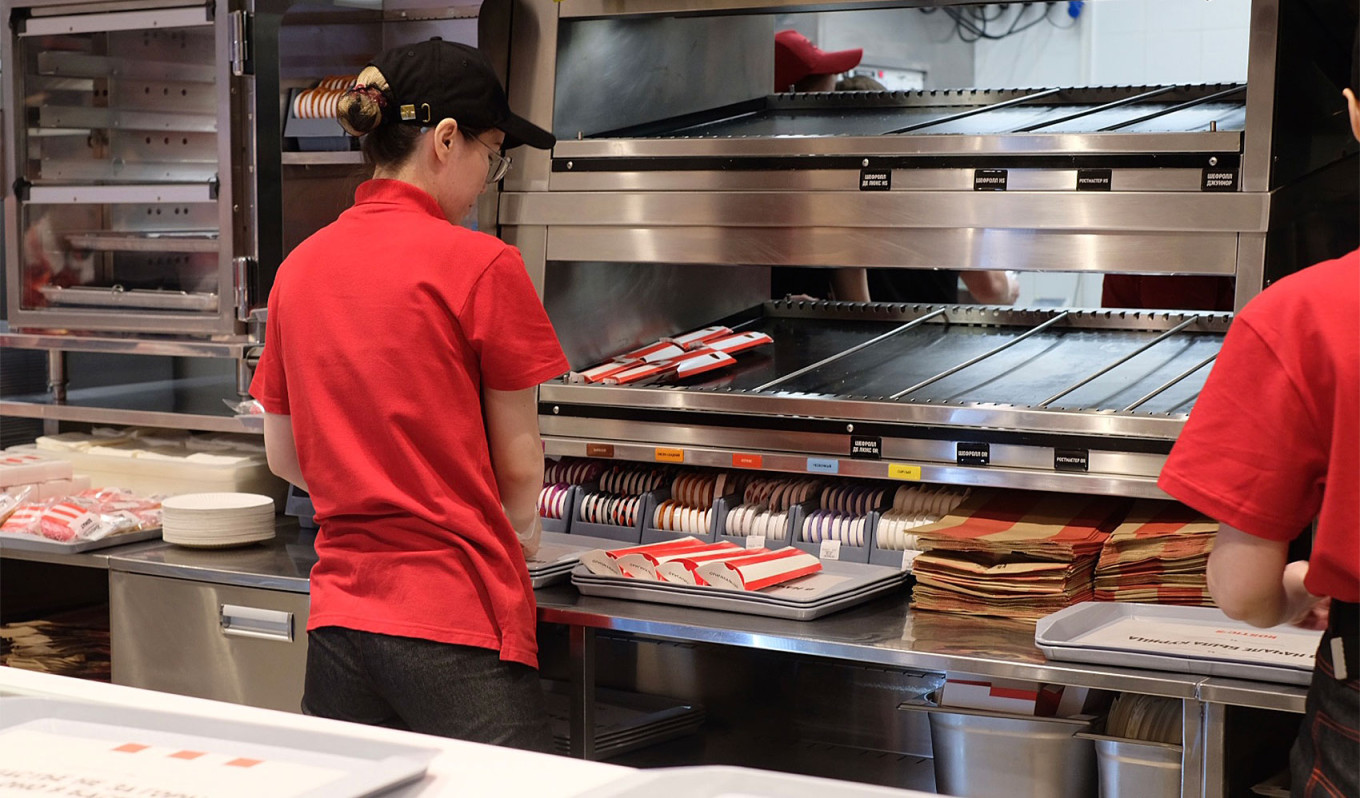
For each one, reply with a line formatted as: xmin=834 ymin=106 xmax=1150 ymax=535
xmin=229 ymin=9 xmax=252 ymax=76
xmin=234 ymin=256 xmax=256 ymax=321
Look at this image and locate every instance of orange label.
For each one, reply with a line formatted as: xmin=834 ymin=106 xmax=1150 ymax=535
xmin=733 ymin=453 xmax=763 ymax=469
xmin=586 ymin=443 xmax=615 ymax=458
xmin=654 ymin=447 xmax=685 ymax=463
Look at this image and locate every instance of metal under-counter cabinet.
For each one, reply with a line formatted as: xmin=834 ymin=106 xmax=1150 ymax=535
xmin=109 ymin=570 xmax=308 ymax=713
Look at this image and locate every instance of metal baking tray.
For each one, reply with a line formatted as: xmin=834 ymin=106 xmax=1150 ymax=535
xmin=1035 ymin=602 xmax=1320 ymax=686
xmin=0 ymin=697 xmax=437 ymax=798
xmin=40 ymin=286 xmax=219 ymax=312
xmin=65 ymin=230 xmax=220 ymax=254
xmin=0 ymin=526 xmax=161 ymax=554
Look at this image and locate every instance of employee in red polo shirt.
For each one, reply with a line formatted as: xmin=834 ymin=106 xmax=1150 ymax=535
xmin=251 ymin=39 xmax=566 ymax=749
xmin=1158 ymin=31 xmax=1359 ymax=797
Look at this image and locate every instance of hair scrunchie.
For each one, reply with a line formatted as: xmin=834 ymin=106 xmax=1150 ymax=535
xmin=348 ymin=83 xmax=388 ymax=108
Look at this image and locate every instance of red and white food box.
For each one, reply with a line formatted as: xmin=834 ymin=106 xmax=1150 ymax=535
xmin=604 ymin=349 xmax=736 ymax=386
xmin=657 ymin=546 xmax=771 ymax=585
xmin=0 ymin=453 xmax=73 ymax=488
xmin=704 ymin=331 xmax=773 ymax=356
xmin=570 ymin=360 xmax=641 ymax=385
xmin=580 ymin=537 xmax=708 ymax=578
xmin=613 ymin=341 xmax=687 ymax=364
xmin=940 ymin=677 xmax=1065 ymax=716
xmin=694 ymin=547 xmax=822 ymax=591
xmin=663 ymin=326 xmax=732 ymax=350
xmin=616 ymin=541 xmax=744 ymax=581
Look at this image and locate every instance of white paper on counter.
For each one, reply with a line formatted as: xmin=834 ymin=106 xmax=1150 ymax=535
xmin=1069 ymin=616 xmax=1320 ymax=670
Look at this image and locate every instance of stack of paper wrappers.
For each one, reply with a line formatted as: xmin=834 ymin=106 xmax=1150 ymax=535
xmin=1093 ymin=500 xmax=1217 ymax=606
xmin=909 ymin=491 xmax=1128 ymax=621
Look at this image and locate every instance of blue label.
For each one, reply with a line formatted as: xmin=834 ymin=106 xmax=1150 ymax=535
xmin=807 ymin=458 xmax=839 ymax=474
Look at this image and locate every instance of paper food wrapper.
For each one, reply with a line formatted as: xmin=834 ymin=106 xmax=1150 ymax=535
xmin=656 ymin=547 xmax=769 ymax=585
xmin=695 ymin=547 xmax=822 ymax=592
xmin=580 ymin=537 xmax=707 ymax=578
xmin=616 ymin=541 xmax=743 ymax=580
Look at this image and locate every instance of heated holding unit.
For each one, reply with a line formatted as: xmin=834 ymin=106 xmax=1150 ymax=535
xmin=499 ymin=0 xmax=1358 ymax=499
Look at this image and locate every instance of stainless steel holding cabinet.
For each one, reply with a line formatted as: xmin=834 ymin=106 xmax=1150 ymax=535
xmin=110 ymin=570 xmax=309 ymax=713
xmin=497 ymin=0 xmax=1359 ymax=499
xmin=2 ymin=0 xmax=271 ymax=336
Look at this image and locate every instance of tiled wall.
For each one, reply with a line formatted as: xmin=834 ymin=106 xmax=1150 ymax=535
xmin=1088 ymin=0 xmax=1252 ymax=86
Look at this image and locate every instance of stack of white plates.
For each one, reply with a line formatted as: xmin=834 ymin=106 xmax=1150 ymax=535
xmin=162 ymin=492 xmax=276 ymax=548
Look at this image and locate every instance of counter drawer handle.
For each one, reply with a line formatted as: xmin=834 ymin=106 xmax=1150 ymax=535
xmin=219 ymin=604 xmax=293 ymax=642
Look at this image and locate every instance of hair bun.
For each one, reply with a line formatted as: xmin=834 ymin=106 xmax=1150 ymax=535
xmin=338 ymin=89 xmax=383 ymax=136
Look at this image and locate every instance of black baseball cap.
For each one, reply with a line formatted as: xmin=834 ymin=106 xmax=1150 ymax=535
xmin=371 ymin=38 xmax=555 ymax=150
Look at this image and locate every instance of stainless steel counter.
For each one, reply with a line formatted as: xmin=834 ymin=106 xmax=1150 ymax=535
xmin=57 ymin=537 xmax=1300 ymax=711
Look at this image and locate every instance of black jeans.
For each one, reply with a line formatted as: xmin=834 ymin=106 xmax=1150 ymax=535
xmin=302 ymin=626 xmax=552 ymax=752
xmin=1290 ymin=601 xmax=1359 ymax=798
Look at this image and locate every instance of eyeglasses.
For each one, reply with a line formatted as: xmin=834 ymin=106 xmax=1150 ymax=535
xmin=471 ymin=135 xmax=511 ymax=184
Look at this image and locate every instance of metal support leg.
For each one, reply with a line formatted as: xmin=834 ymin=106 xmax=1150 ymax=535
xmin=568 ymin=625 xmax=597 ymax=760
xmin=1200 ymin=702 xmax=1228 ymax=798
xmin=1181 ymin=697 xmax=1206 ymax=798
xmin=46 ymin=351 xmax=67 ymax=403
xmin=237 ymin=357 xmax=253 ymax=399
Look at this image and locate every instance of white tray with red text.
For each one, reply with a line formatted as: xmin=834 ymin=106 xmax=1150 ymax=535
xmin=569 ymin=559 xmax=911 ymax=621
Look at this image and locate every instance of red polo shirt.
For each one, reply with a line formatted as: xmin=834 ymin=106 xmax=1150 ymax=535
xmin=251 ymin=179 xmax=568 ymax=667
xmin=1159 ymin=251 xmax=1359 ymax=603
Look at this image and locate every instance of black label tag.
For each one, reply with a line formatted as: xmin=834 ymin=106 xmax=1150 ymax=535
xmin=859 ymin=168 xmax=892 ymax=191
xmin=956 ymin=442 xmax=991 ymax=466
xmin=1201 ymin=169 xmax=1239 ymax=192
xmin=1076 ymin=168 xmax=1112 ymax=191
xmin=973 ymin=169 xmax=1008 ymax=191
xmin=850 ymin=435 xmax=882 ymax=460
xmin=1054 ymin=448 xmax=1090 ymax=472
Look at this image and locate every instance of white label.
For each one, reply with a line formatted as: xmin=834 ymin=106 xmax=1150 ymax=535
xmin=746 ymin=535 xmax=766 ymax=550
xmin=1332 ymin=637 xmax=1348 ymax=681
xmin=901 ymin=549 xmax=921 ymax=571
xmin=819 ymin=539 xmax=842 ymax=561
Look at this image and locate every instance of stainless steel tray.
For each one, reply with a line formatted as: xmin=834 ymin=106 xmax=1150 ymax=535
xmin=40 ymin=286 xmax=219 ymax=312
xmin=570 ymin=561 xmax=910 ymax=620
xmin=0 ymin=697 xmax=437 ymax=798
xmin=0 ymin=526 xmax=161 ymax=554
xmin=1035 ymin=602 xmax=1320 ymax=686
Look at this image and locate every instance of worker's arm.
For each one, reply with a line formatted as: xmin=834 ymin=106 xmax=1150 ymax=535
xmin=961 ymin=270 xmax=1020 ymax=304
xmin=484 ymin=386 xmax=545 ymax=557
xmin=1206 ymin=523 xmax=1323 ymax=628
xmin=831 ymin=267 xmax=871 ymax=302
xmin=262 ymin=412 xmax=308 ymax=492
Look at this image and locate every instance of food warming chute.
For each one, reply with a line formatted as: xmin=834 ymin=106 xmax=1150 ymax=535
xmin=496 ymin=0 xmax=1358 ymax=499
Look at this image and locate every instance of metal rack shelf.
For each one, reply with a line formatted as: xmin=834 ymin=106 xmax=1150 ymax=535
xmin=0 ymin=323 xmax=253 ymax=357
xmin=0 ymin=375 xmax=258 ymax=434
xmin=280 ymin=151 xmax=363 ymax=166
xmin=65 ymin=230 xmax=220 ymax=254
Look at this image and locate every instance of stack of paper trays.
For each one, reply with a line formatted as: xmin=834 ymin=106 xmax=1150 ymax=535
xmin=570 ymin=559 xmax=910 ymax=621
xmin=161 ymin=493 xmax=275 ymax=548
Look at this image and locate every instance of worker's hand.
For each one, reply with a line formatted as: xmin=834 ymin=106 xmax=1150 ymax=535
xmin=1283 ymin=560 xmax=1329 ymax=630
xmin=517 ymin=514 xmax=543 ymax=560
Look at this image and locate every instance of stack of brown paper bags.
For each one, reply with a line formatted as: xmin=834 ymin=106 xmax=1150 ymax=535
xmin=909 ymin=491 xmax=1129 ymax=622
xmin=1093 ymin=500 xmax=1217 ymax=606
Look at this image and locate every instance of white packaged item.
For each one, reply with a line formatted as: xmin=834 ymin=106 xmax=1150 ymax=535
xmin=0 ymin=453 xmax=73 ymax=488
xmin=9 ymin=443 xmax=285 ymax=505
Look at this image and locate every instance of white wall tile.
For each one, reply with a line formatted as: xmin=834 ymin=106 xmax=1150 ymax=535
xmin=1144 ymin=30 xmax=1203 ymax=85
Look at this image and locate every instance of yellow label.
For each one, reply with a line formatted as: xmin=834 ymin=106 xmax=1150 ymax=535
xmin=888 ymin=463 xmax=922 ymax=481
xmin=654 ymin=447 xmax=685 ymax=463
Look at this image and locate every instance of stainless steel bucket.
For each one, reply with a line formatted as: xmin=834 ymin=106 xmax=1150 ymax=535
xmin=1087 ymin=735 xmax=1182 ymax=798
xmin=901 ymin=704 xmax=1097 ymax=798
